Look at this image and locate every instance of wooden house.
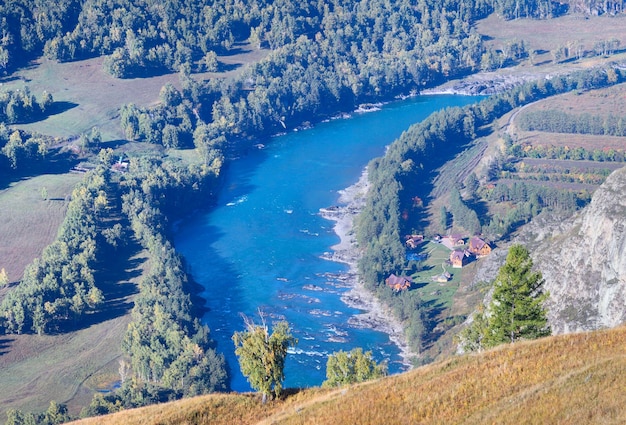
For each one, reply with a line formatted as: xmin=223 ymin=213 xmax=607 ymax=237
xmin=385 ymin=273 xmax=413 ymax=291
xmin=450 ymin=250 xmax=470 ymax=268
xmin=441 ymin=234 xmax=465 ymax=250
xmin=405 ymin=234 xmax=424 ymax=249
xmin=469 ymin=237 xmax=491 ymax=257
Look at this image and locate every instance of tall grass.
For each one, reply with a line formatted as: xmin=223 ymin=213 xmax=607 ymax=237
xmin=71 ymin=326 xmax=626 ymax=425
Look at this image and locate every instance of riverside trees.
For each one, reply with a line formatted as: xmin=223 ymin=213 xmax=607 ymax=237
xmin=323 ymin=348 xmax=387 ymax=388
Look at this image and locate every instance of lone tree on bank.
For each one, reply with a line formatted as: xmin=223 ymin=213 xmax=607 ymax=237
xmin=232 ymin=314 xmax=297 ymax=403
xmin=460 ymin=244 xmax=550 ymax=351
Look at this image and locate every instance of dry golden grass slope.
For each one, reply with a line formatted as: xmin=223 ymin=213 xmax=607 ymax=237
xmin=71 ymin=326 xmax=626 ymax=425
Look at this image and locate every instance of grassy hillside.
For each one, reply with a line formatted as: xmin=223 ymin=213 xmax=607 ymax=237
xmin=0 ymin=173 xmax=82 ymax=283
xmin=71 ymin=325 xmax=626 ymax=425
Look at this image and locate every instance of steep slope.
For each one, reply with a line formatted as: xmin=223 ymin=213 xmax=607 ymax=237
xmin=530 ymin=166 xmax=626 ymax=334
xmin=71 ymin=326 xmax=626 ymax=425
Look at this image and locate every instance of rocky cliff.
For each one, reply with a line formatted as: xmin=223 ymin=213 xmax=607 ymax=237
xmin=526 ymin=166 xmax=626 ymax=334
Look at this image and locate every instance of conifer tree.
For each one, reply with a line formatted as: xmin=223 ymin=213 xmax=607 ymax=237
xmin=484 ymin=244 xmax=550 ymax=346
xmin=460 ymin=244 xmax=550 ymax=351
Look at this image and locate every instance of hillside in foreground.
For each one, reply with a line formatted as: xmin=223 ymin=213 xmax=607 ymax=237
xmin=71 ymin=325 xmax=626 ymax=425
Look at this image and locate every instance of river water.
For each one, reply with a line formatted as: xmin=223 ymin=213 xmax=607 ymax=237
xmin=175 ymin=95 xmax=480 ymax=391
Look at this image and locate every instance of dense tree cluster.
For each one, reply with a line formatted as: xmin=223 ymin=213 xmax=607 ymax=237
xmin=567 ymin=0 xmax=626 ymax=15
xmin=5 ymin=401 xmax=71 ymax=425
xmin=323 ymin=348 xmax=387 ymax=388
xmin=0 ymin=125 xmax=50 ymax=169
xmin=481 ymin=181 xmax=580 ymax=237
xmin=510 ymin=144 xmax=626 ymax=162
xmin=1 ymin=0 xmax=623 ymax=77
xmin=449 ymin=187 xmax=482 ymax=235
xmin=0 ymin=0 xmax=80 ymax=73
xmin=518 ymin=109 xmax=626 ymax=137
xmin=119 ymin=155 xmax=227 ymax=397
xmin=0 ymin=88 xmax=54 ymax=124
xmin=491 ymin=0 xmax=566 ymax=19
xmin=0 ymin=168 xmax=108 ymax=334
xmin=0 ymin=148 xmax=227 ymax=414
xmin=76 ymin=0 xmax=252 ymax=77
xmin=119 ymin=82 xmax=200 ymax=148
xmin=109 ymin=0 xmax=497 ymax=169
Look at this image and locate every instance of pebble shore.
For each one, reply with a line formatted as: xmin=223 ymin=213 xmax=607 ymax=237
xmin=320 ymin=170 xmax=414 ymax=367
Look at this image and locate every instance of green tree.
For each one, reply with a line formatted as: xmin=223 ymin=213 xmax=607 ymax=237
xmin=43 ymin=400 xmax=71 ymax=424
xmin=464 ymin=172 xmax=479 ymax=198
xmin=232 ymin=316 xmax=297 ymax=403
xmin=457 ymin=305 xmax=489 ymax=352
xmin=323 ymin=348 xmax=387 ymax=388
xmin=439 ymin=205 xmax=448 ymax=234
xmin=0 ymin=46 xmax=9 ymax=73
xmin=0 ymin=267 xmax=9 ymax=287
xmin=484 ymin=244 xmax=550 ymax=346
xmin=461 ymin=244 xmax=550 ymax=352
xmin=38 ymin=90 xmax=53 ymax=115
xmin=203 ymin=51 xmax=219 ymax=72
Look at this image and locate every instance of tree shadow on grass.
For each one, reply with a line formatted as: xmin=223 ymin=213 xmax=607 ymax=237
xmin=0 ymin=150 xmax=80 ymax=190
xmin=72 ymin=235 xmax=146 ymax=331
xmin=0 ymin=151 xmax=81 ymax=191
xmin=12 ymin=101 xmax=79 ymax=125
xmin=215 ymin=43 xmax=252 ymax=57
xmin=46 ymin=101 xmax=78 ymax=117
xmin=465 ymin=197 xmax=490 ymax=226
xmin=0 ymin=336 xmax=15 ymax=356
xmin=218 ymin=62 xmax=242 ymax=73
xmin=420 ymin=298 xmax=447 ymax=351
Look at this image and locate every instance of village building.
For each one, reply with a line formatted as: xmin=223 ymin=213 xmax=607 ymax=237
xmin=450 ymin=249 xmax=470 ymax=268
xmin=385 ymin=273 xmax=413 ymax=291
xmin=405 ymin=234 xmax=424 ymax=249
xmin=441 ymin=234 xmax=465 ymax=250
xmin=432 ymin=271 xmax=452 ymax=283
xmin=469 ymin=237 xmax=492 ymax=257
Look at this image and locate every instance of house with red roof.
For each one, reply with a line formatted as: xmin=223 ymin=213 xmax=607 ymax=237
xmin=468 ymin=237 xmax=491 ymax=257
xmin=385 ymin=273 xmax=413 ymax=291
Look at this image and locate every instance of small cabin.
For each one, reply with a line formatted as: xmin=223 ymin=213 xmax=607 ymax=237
xmin=441 ymin=234 xmax=465 ymax=250
xmin=405 ymin=234 xmax=424 ymax=249
xmin=433 ymin=271 xmax=452 ymax=283
xmin=385 ymin=273 xmax=413 ymax=291
xmin=469 ymin=237 xmax=492 ymax=257
xmin=450 ymin=250 xmax=470 ymax=268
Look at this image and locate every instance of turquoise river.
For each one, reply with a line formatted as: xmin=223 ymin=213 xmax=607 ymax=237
xmin=174 ymin=94 xmax=480 ymax=391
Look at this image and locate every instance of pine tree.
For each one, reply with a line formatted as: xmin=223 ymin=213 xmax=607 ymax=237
xmin=484 ymin=244 xmax=550 ymax=347
xmin=460 ymin=244 xmax=550 ymax=352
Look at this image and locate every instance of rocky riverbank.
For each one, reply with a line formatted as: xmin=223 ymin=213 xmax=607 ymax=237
xmin=320 ymin=170 xmax=415 ymax=368
xmin=422 ymin=71 xmax=544 ymax=96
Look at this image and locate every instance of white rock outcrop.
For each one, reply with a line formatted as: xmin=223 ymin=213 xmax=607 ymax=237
xmin=532 ymin=166 xmax=626 ymax=334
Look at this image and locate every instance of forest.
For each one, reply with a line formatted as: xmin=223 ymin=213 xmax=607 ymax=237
xmin=1 ymin=0 xmax=626 ymax=420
